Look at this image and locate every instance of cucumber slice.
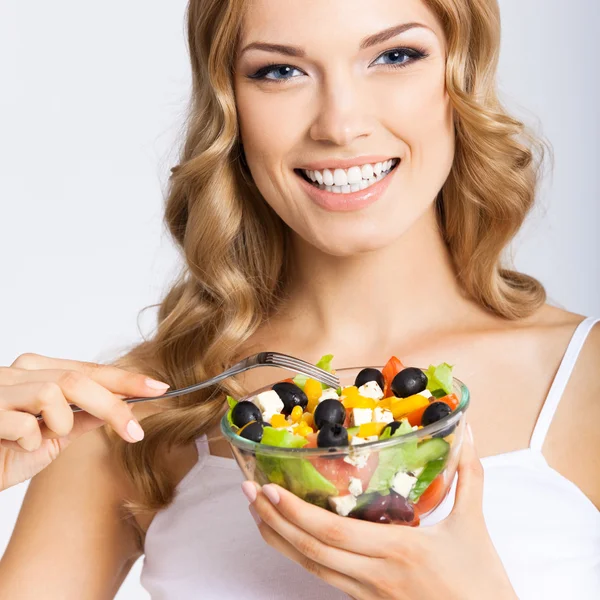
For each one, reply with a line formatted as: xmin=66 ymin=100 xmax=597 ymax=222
xmin=408 ymin=457 xmax=446 ymax=502
xmin=407 ymin=438 xmax=449 ymax=470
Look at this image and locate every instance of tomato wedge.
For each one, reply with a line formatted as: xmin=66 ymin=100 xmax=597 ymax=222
xmin=438 ymin=393 xmax=460 ymax=411
xmin=382 ymin=356 xmax=405 ymax=398
xmin=405 ymin=404 xmax=429 ymax=427
xmin=414 ymin=474 xmax=448 ymax=515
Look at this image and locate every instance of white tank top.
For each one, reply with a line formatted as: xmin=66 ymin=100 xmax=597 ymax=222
xmin=140 ymin=317 xmax=600 ymax=600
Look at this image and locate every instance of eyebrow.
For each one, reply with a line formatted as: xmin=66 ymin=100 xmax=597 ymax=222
xmin=239 ymin=22 xmax=429 ymax=58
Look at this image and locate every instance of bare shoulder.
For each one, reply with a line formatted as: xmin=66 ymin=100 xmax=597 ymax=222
xmin=530 ymin=304 xmax=600 ymax=509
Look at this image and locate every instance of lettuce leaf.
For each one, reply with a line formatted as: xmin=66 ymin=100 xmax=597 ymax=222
xmin=261 ymin=427 xmax=308 ymax=449
xmin=365 ymin=419 xmax=417 ymax=495
xmin=226 ymin=395 xmax=238 ymax=427
xmin=293 ymin=354 xmax=335 ymax=390
xmin=424 ymin=363 xmax=454 ymax=396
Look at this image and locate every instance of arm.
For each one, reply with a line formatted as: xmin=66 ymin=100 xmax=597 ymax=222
xmin=0 ymin=427 xmax=142 ymax=599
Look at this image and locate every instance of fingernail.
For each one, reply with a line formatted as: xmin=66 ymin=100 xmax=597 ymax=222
xmin=249 ymin=504 xmax=261 ymax=525
xmin=145 ymin=378 xmax=170 ymax=390
xmin=466 ymin=423 xmax=474 ymax=443
xmin=241 ymin=481 xmax=257 ymax=503
xmin=262 ymin=484 xmax=280 ymax=505
xmin=126 ymin=419 xmax=145 ymax=442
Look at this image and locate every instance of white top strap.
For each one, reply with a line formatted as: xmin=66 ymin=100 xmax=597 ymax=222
xmin=529 ymin=316 xmax=600 ymax=452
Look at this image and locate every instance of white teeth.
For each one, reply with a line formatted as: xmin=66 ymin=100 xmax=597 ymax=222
xmin=299 ymin=158 xmax=399 ymax=194
xmin=346 ymin=166 xmax=363 ymax=185
xmin=333 ymin=169 xmax=348 ymax=187
xmin=361 ymin=163 xmax=374 ymax=179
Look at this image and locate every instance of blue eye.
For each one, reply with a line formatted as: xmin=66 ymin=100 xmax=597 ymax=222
xmin=372 ymin=48 xmax=427 ymax=68
xmin=247 ymin=46 xmax=429 ymax=83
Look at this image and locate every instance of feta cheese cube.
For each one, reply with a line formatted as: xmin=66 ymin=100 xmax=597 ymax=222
xmin=318 ymin=388 xmax=340 ymax=402
xmin=252 ymin=390 xmax=284 ymax=422
xmin=373 ymin=407 xmax=394 ymax=424
xmin=351 ymin=408 xmax=373 ymax=426
xmin=329 ymin=494 xmax=357 ymax=517
xmin=351 ymin=435 xmax=378 ymax=445
xmin=418 ymin=389 xmax=433 ymax=398
xmin=358 ymin=380 xmax=384 ymax=400
xmin=348 ymin=477 xmax=363 ymax=497
xmin=344 ymin=452 xmax=369 ymax=469
xmin=412 ymin=467 xmax=424 ymax=478
xmin=391 ymin=471 xmax=418 ymax=498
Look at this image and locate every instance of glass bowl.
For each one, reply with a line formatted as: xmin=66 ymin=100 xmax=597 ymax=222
xmin=221 ymin=366 xmax=470 ymax=526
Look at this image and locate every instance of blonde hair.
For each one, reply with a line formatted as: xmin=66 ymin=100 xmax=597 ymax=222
xmin=109 ymin=0 xmax=547 ymax=515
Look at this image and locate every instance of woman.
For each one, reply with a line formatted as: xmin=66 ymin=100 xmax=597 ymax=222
xmin=0 ymin=0 xmax=598 ymax=598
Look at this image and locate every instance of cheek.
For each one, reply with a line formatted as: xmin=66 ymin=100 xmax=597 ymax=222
xmin=390 ymin=70 xmax=455 ymax=184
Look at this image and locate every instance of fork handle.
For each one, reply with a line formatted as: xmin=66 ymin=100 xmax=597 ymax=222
xmin=34 ymin=360 xmax=251 ymax=422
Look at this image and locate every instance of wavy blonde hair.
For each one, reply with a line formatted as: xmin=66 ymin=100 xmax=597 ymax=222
xmin=108 ymin=0 xmax=547 ymax=515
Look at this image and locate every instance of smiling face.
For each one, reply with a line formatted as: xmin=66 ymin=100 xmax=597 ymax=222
xmin=234 ymin=0 xmax=454 ymax=256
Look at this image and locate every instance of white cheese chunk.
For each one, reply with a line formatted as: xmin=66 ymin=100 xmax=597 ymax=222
xmin=358 ymin=381 xmax=384 ymax=400
xmin=373 ymin=407 xmax=394 ymax=424
xmin=348 ymin=477 xmax=363 ymax=497
xmin=418 ymin=389 xmax=433 ymax=398
xmin=412 ymin=467 xmax=424 ymax=478
xmin=344 ymin=452 xmax=369 ymax=469
xmin=350 ymin=435 xmax=378 ymax=445
xmin=329 ymin=494 xmax=357 ymax=517
xmin=318 ymin=388 xmax=340 ymax=402
xmin=252 ymin=390 xmax=284 ymax=423
xmin=391 ymin=471 xmax=418 ymax=498
xmin=351 ymin=408 xmax=373 ymax=427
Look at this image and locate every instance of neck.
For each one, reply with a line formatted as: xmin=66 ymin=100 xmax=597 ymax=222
xmin=279 ymin=207 xmax=481 ymax=361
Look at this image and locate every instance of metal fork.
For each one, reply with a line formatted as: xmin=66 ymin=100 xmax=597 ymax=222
xmin=37 ymin=352 xmax=340 ymax=419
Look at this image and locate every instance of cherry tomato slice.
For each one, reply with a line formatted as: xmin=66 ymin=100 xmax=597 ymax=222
xmin=382 ymin=356 xmax=405 ymax=398
xmin=414 ymin=474 xmax=448 ymax=515
xmin=438 ymin=393 xmax=459 ymax=410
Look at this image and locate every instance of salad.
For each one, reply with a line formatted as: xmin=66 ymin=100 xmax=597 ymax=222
xmin=225 ymin=355 xmax=463 ymax=526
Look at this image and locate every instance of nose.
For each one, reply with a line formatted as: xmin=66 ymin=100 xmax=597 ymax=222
xmin=308 ymin=70 xmax=375 ymax=147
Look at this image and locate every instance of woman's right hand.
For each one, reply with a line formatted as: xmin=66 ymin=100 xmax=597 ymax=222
xmin=0 ymin=353 xmax=170 ymax=491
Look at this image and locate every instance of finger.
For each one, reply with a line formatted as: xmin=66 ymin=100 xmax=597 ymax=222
xmin=2 ymin=372 xmax=145 ymax=444
xmin=253 ymin=508 xmax=367 ymax=599
xmin=251 ymin=486 xmax=373 ymax=578
xmin=7 ymin=356 xmax=170 ymax=397
xmin=41 ymin=411 xmax=105 ymax=441
xmin=253 ymin=483 xmax=395 ymax=557
xmin=0 ymin=410 xmax=43 ymax=451
xmin=0 ymin=382 xmax=74 ymax=438
xmin=451 ymin=421 xmax=484 ymax=519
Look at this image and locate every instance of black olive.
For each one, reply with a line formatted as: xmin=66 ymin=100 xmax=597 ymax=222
xmin=391 ymin=367 xmax=428 ymax=398
xmin=350 ymin=493 xmax=391 ymax=524
xmin=239 ymin=420 xmax=264 ymax=443
xmin=421 ymin=401 xmax=455 ymax=438
xmin=354 ymin=368 xmax=385 ymax=391
xmin=317 ymin=423 xmax=349 ymax=448
xmin=231 ymin=401 xmax=263 ymax=428
xmin=313 ymin=399 xmax=346 ymax=430
xmin=272 ymin=382 xmax=308 ymax=416
xmin=387 ymin=491 xmax=416 ymax=523
xmin=381 ymin=420 xmax=403 ymax=437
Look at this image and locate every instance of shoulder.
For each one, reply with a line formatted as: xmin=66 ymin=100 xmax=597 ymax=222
xmin=531 ymin=305 xmax=600 ymax=508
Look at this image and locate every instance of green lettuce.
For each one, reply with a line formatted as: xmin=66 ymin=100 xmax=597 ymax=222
xmin=424 ymin=363 xmax=454 ymax=397
xmin=365 ymin=419 xmax=417 ymax=495
xmin=226 ymin=395 xmax=238 ymax=427
xmin=293 ymin=354 xmax=335 ymax=391
xmin=255 ymin=426 xmax=337 ymax=507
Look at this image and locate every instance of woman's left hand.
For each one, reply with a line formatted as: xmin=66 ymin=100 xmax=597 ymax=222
xmin=241 ymin=424 xmax=517 ymax=600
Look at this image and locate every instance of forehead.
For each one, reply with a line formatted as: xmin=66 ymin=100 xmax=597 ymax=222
xmin=237 ymin=0 xmax=444 ymax=54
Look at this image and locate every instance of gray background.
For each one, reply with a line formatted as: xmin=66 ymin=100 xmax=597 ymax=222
xmin=0 ymin=1 xmax=598 ymax=597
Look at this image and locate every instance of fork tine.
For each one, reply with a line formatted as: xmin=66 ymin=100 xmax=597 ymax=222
xmin=264 ymin=352 xmax=340 ymax=388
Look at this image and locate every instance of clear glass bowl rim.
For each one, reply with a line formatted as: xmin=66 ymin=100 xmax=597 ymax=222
xmin=220 ymin=365 xmax=470 ymax=458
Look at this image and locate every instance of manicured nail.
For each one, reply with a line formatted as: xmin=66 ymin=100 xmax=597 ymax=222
xmin=241 ymin=481 xmax=257 ymax=503
xmin=262 ymin=484 xmax=280 ymax=505
xmin=249 ymin=504 xmax=261 ymax=525
xmin=145 ymin=378 xmax=170 ymax=390
xmin=466 ymin=423 xmax=474 ymax=443
xmin=126 ymin=419 xmax=145 ymax=442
